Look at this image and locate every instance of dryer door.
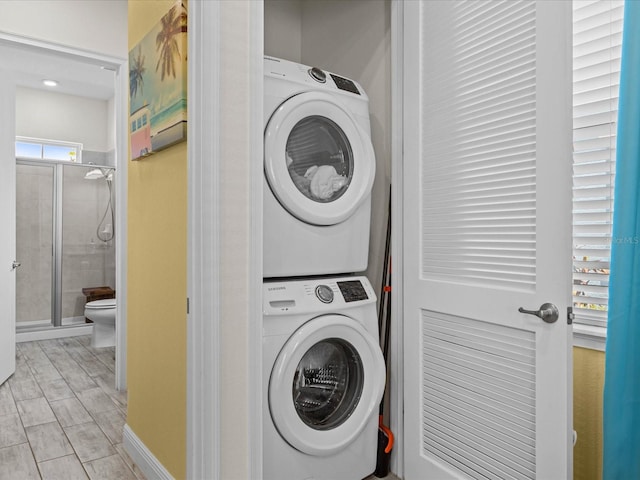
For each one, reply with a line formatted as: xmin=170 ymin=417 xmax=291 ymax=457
xmin=269 ymin=314 xmax=385 ymax=456
xmin=264 ymin=91 xmax=376 ymax=226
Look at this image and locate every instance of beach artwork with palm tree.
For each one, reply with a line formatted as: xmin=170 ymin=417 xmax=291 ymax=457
xmin=129 ymin=0 xmax=187 ymax=160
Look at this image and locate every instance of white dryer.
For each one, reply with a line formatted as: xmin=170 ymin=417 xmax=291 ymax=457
xmin=264 ymin=57 xmax=376 ymax=278
xmin=263 ymin=276 xmax=385 ymax=480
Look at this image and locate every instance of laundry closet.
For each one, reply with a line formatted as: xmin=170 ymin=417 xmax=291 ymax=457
xmin=264 ymin=0 xmax=392 ymax=292
xmin=262 ymin=2 xmax=393 ymax=479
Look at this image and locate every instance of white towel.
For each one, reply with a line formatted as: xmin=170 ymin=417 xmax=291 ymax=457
xmin=309 ymin=165 xmax=347 ymax=200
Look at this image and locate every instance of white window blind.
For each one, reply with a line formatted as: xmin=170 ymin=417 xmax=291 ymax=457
xmin=572 ymin=0 xmax=624 ymax=327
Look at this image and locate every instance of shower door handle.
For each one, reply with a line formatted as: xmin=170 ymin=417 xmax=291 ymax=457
xmin=11 ymin=260 xmax=21 ymax=271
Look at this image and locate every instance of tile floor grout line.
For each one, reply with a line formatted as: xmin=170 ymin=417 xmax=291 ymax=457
xmin=7 ymin=354 xmax=44 ymax=480
xmin=3 ymin=336 xmax=143 ymax=480
xmin=39 ymin=338 xmax=134 ymax=479
xmin=24 ymin=339 xmax=83 ymax=479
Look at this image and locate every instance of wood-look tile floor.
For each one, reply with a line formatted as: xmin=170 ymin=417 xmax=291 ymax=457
xmin=0 ymin=336 xmax=144 ymax=480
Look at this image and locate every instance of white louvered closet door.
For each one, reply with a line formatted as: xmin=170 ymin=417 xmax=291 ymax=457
xmin=402 ymin=1 xmax=573 ymax=479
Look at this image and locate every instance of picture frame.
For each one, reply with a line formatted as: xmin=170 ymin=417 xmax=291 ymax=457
xmin=129 ymin=1 xmax=187 ymax=160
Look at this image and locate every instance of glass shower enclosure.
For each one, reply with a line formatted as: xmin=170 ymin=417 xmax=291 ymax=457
xmin=16 ymin=161 xmax=115 ymax=331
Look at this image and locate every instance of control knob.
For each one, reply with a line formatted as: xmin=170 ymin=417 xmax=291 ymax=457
xmin=308 ymin=67 xmax=327 ymax=83
xmin=315 ymin=285 xmax=334 ymax=303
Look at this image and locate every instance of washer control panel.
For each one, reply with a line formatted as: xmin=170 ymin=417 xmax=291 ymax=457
xmin=263 ymin=276 xmax=375 ymax=314
xmin=337 ymin=280 xmax=369 ymax=302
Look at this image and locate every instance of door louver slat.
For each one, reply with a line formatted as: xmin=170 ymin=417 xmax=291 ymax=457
xmin=422 ymin=310 xmax=537 ymax=479
xmin=421 ymin=0 xmax=537 ymax=291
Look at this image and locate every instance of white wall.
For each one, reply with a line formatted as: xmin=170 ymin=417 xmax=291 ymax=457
xmin=107 ymin=96 xmax=116 ymax=151
xmin=0 ymin=0 xmax=127 ymax=59
xmin=2 ymin=2 xmax=126 ymax=161
xmin=264 ymin=0 xmax=302 ymax=62
xmin=16 ymin=87 xmax=110 ymax=152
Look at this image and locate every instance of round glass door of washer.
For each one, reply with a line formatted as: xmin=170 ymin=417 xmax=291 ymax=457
xmin=268 ymin=315 xmax=385 ymax=456
xmin=292 ymin=338 xmax=364 ymax=431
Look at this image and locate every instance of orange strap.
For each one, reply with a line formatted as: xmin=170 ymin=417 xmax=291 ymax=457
xmin=378 ymin=415 xmax=395 ymax=454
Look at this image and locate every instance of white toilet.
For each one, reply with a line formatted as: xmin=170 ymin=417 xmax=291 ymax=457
xmin=84 ymin=299 xmax=116 ymax=348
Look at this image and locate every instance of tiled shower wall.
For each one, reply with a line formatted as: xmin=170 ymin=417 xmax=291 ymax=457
xmin=83 ymin=149 xmax=116 ymax=168
xmin=16 ymin=163 xmax=116 ymax=325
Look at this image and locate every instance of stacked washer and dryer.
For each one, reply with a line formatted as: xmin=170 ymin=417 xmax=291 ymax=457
xmin=263 ymin=56 xmax=386 ymax=480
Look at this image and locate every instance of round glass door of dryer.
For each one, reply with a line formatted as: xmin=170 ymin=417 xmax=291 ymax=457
xmin=285 ymin=116 xmax=354 ymax=203
xmin=264 ymin=91 xmax=375 ymax=226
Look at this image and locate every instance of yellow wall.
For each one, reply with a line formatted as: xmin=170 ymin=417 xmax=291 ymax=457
xmin=574 ymin=347 xmax=605 ymax=480
xmin=127 ymin=1 xmax=187 ymax=478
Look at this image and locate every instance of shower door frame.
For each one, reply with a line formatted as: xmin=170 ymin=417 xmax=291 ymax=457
xmin=16 ymin=159 xmax=115 ymax=330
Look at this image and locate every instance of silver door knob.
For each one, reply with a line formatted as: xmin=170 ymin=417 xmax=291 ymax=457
xmin=11 ymin=261 xmax=21 ymax=271
xmin=518 ymin=303 xmax=559 ymax=324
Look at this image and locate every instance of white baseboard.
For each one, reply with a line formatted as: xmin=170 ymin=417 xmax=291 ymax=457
xmin=16 ymin=324 xmax=94 ymax=343
xmin=123 ymin=424 xmax=174 ymax=480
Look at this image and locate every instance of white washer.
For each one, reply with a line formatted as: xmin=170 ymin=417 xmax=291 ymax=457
xmin=264 ymin=57 xmax=376 ymax=278
xmin=263 ymin=276 xmax=385 ymax=480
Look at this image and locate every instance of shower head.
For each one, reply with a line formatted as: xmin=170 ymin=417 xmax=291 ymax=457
xmin=84 ymin=168 xmax=114 ymax=181
xmin=84 ymin=168 xmax=104 ymax=180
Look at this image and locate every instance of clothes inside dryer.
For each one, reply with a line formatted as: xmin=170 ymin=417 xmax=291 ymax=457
xmin=286 ymin=115 xmax=354 ymax=202
xmin=293 ymin=338 xmax=364 ymax=431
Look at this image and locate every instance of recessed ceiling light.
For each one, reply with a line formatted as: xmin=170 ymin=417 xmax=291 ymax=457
xmin=42 ymin=79 xmax=58 ymax=87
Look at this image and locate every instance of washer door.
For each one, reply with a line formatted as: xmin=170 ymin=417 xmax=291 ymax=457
xmin=269 ymin=314 xmax=385 ymax=456
xmin=264 ymin=91 xmax=376 ymax=226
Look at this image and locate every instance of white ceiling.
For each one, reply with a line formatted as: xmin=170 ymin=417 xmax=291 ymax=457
xmin=0 ymin=42 xmax=115 ymax=100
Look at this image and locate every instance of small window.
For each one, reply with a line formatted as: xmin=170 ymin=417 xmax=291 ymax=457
xmin=15 ymin=141 xmax=43 ymax=159
xmin=142 ymin=114 xmax=148 ymax=126
xmin=16 ymin=137 xmax=82 ymax=163
xmin=132 ymin=121 xmax=137 ymax=132
xmin=137 ymin=117 xmax=142 ymax=129
xmin=43 ymin=144 xmax=77 ymax=162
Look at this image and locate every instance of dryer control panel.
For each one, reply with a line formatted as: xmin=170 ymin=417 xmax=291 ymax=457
xmin=265 ymin=56 xmax=366 ymax=100
xmin=330 ymin=74 xmax=360 ymax=95
xmin=263 ymin=276 xmax=376 ymax=315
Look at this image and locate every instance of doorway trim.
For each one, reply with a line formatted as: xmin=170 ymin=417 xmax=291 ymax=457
xmin=0 ymin=31 xmax=128 ymax=391
xmin=186 ymin=2 xmax=222 ymax=478
xmin=186 ymin=1 xmax=264 ymax=478
xmin=114 ymin=47 xmax=129 ymax=392
xmin=248 ymin=2 xmax=265 ymax=478
xmin=390 ymin=0 xmax=405 ymax=476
